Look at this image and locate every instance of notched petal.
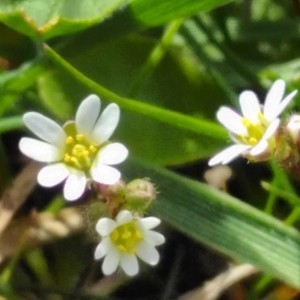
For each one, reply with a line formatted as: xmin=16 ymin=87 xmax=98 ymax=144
xmin=102 ymin=249 xmax=120 ymax=275
xmin=90 ymin=103 xmax=120 ymax=145
xmin=140 ymin=217 xmax=161 ymax=229
xmin=96 ymin=143 xmax=128 ymax=165
xmin=120 ymin=254 xmax=139 ymax=276
xmin=19 ymin=137 xmax=63 ymax=162
xmin=76 ymin=94 xmax=101 ymax=138
xmin=37 ymin=163 xmax=69 ymax=187
xmin=96 ymin=218 xmax=116 ymax=236
xmin=63 ymin=172 xmax=87 ymax=201
xmin=239 ymin=91 xmax=261 ymax=123
xmin=91 ymin=164 xmax=121 ymax=185
xmin=217 ymin=107 xmax=247 ymax=136
xmin=116 ymin=210 xmax=133 ymax=225
xmin=145 ymin=231 xmax=165 ymax=246
xmin=136 ymin=241 xmax=160 ymax=266
xmin=23 ymin=112 xmax=66 ymax=147
xmin=208 ymin=144 xmax=250 ymax=166
xmin=94 ymin=238 xmax=111 ymax=260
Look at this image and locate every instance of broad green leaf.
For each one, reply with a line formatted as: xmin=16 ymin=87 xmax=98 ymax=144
xmin=41 ymin=38 xmax=226 ymax=165
xmin=0 ymin=0 xmax=234 ymax=40
xmin=0 ymin=0 xmax=127 ymax=39
xmin=130 ymin=0 xmax=234 ymax=27
xmin=123 ymin=157 xmax=300 ymax=289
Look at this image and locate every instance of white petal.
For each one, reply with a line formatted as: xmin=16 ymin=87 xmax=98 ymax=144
xmin=239 ymin=91 xmax=261 ymax=123
xmin=140 ymin=217 xmax=161 ymax=229
xmin=116 ymin=210 xmax=133 ymax=225
xmin=216 ymin=107 xmax=247 ymax=135
xmin=249 ymin=119 xmax=279 ymax=157
xmin=145 ymin=231 xmax=165 ymax=246
xmin=265 ymin=90 xmax=297 ymax=121
xmin=91 ymin=164 xmax=121 ymax=185
xmin=264 ymin=80 xmax=285 ymax=116
xmin=94 ymin=238 xmax=111 ymax=260
xmin=63 ymin=172 xmax=87 ymax=201
xmin=96 ymin=143 xmax=128 ymax=165
xmin=261 ymin=118 xmax=280 ymax=141
xmin=136 ymin=241 xmax=160 ymax=266
xmin=37 ymin=163 xmax=69 ymax=187
xmin=102 ymin=248 xmax=120 ymax=275
xmin=208 ymin=144 xmax=250 ymax=166
xmin=19 ymin=137 xmax=63 ymax=162
xmin=249 ymin=139 xmax=268 ymax=156
xmin=120 ymin=254 xmax=139 ymax=276
xmin=96 ymin=218 xmax=117 ymax=236
xmin=90 ymin=103 xmax=120 ymax=145
xmin=23 ymin=112 xmax=66 ymax=147
xmin=75 ymin=94 xmax=101 ymax=138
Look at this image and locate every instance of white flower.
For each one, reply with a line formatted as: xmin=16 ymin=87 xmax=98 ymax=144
xmin=19 ymin=94 xmax=128 ymax=201
xmin=94 ymin=210 xmax=165 ymax=276
xmin=208 ymin=80 xmax=297 ymax=166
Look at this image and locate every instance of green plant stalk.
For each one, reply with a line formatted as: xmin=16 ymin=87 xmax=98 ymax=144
xmin=0 ymin=232 xmax=29 ymax=284
xmin=43 ymin=44 xmax=227 ymax=141
xmin=285 ymin=207 xmax=300 ymax=226
xmin=263 ymin=160 xmax=298 ymax=214
xmin=261 ymin=181 xmax=300 ymax=208
xmin=128 ymin=19 xmax=183 ymax=96
xmin=0 ymin=116 xmax=23 ymax=133
xmin=25 ymin=249 xmax=53 ymax=286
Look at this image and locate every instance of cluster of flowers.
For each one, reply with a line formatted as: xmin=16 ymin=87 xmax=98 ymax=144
xmin=19 ymin=95 xmax=165 ymax=277
xmin=19 ymin=79 xmax=298 ymax=277
xmin=208 ymin=79 xmax=299 ymax=168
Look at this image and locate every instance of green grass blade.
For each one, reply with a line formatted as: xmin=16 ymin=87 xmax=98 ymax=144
xmin=123 ymin=158 xmax=300 ymax=288
xmin=130 ymin=0 xmax=233 ymax=26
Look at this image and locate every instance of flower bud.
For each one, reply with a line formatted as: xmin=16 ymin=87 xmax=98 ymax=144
xmin=286 ymin=114 xmax=300 ymax=145
xmin=123 ymin=179 xmax=156 ymax=213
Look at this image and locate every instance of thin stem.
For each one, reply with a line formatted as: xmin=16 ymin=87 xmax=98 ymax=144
xmin=0 ymin=162 xmax=41 ymax=236
xmin=128 ymin=19 xmax=183 ymax=96
xmin=44 ymin=44 xmax=227 ymax=141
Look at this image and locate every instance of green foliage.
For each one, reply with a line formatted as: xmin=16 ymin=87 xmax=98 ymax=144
xmin=0 ymin=0 xmax=127 ymax=39
xmin=130 ymin=0 xmax=234 ymax=26
xmin=124 ymin=157 xmax=300 ymax=289
xmin=0 ymin=0 xmax=300 ymax=298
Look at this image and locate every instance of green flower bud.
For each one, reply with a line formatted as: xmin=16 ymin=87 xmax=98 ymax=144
xmin=123 ymin=179 xmax=156 ymax=214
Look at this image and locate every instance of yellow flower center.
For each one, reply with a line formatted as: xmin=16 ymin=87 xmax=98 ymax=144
xmin=62 ymin=122 xmax=99 ymax=171
xmin=238 ymin=113 xmax=270 ymax=146
xmin=110 ymin=221 xmax=143 ymax=254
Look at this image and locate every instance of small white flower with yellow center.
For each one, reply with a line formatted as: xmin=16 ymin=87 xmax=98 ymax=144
xmin=19 ymin=94 xmax=128 ymax=201
xmin=208 ymin=80 xmax=297 ymax=166
xmin=94 ymin=210 xmax=165 ymax=276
